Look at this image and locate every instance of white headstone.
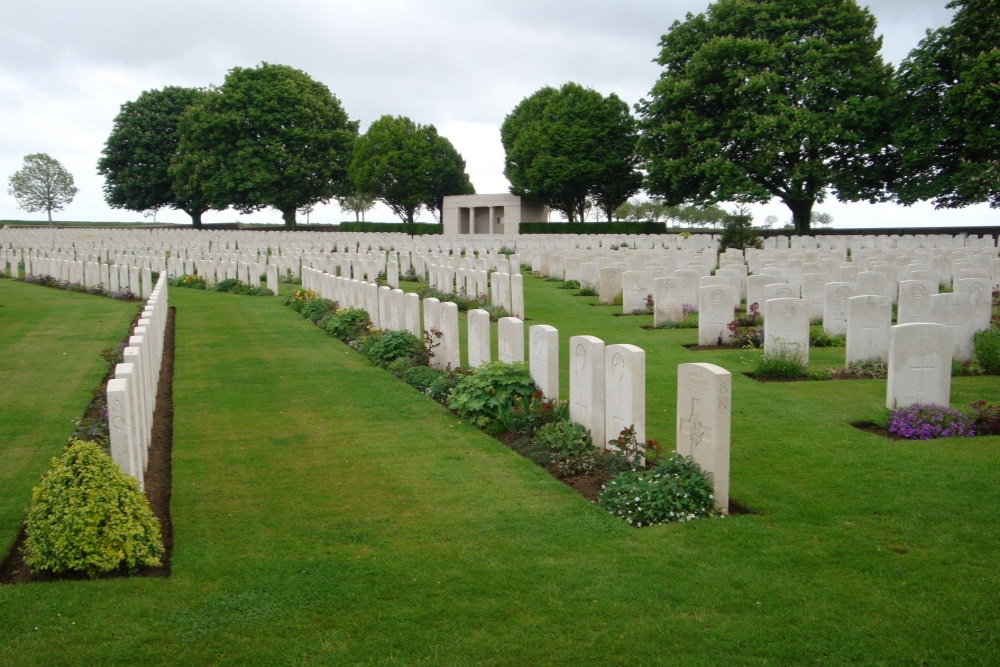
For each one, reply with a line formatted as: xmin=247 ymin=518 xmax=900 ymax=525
xmin=676 ymin=362 xmax=732 ymax=514
xmin=604 ymin=343 xmax=646 ymax=463
xmin=467 ymin=308 xmax=491 ymax=368
xmin=887 ymin=323 xmax=952 ymax=409
xmin=698 ymin=285 xmax=736 ymax=346
xmin=846 ymin=295 xmax=891 ymax=365
xmin=497 ymin=317 xmax=525 ymax=363
xmin=764 ymin=297 xmax=810 ymax=364
xmin=569 ymin=335 xmax=605 ymax=443
xmin=529 ymin=325 xmax=560 ymax=400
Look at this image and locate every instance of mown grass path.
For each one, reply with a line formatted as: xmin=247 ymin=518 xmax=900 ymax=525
xmin=1 ymin=277 xmax=997 ymax=665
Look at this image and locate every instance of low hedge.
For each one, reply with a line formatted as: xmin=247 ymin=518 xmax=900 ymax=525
xmin=518 ymin=222 xmax=669 ymax=235
xmin=338 ymin=222 xmax=443 ymax=235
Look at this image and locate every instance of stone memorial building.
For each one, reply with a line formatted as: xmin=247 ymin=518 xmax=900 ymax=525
xmin=442 ymin=193 xmax=548 ymax=235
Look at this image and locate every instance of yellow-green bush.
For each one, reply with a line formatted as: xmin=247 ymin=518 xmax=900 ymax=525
xmin=24 ymin=439 xmax=163 ymax=577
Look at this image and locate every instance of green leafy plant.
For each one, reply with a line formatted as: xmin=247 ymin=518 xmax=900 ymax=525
xmin=322 ymin=308 xmax=372 ymax=341
xmin=24 ymin=439 xmax=163 ymax=577
xmin=426 ymin=368 xmax=470 ymax=403
xmin=599 ymin=454 xmax=718 ymax=527
xmin=577 ymin=285 xmax=598 ymax=297
xmin=447 ymin=361 xmax=537 ymax=431
xmin=809 ymin=330 xmax=846 ymax=347
xmin=497 ymin=391 xmax=569 ymax=435
xmin=560 ymin=280 xmax=580 ymax=290
xmin=283 ymin=288 xmax=318 ymax=312
xmin=973 ymin=328 xmax=1000 ymax=374
xmin=402 ymin=365 xmax=445 ymax=392
xmin=300 ymin=298 xmax=339 ymax=324
xmin=535 ymin=421 xmax=597 ymax=477
xmin=363 ymin=329 xmax=423 ymax=368
xmin=169 ymin=274 xmax=207 ymax=290
xmin=751 ymin=341 xmax=807 ymax=380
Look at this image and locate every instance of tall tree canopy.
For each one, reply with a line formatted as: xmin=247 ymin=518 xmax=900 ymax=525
xmin=349 ymin=115 xmax=474 ymax=224
xmin=7 ymin=153 xmax=77 ymax=222
xmin=500 ymin=82 xmax=641 ymax=223
xmin=891 ymin=0 xmax=1000 ymax=209
xmin=171 ymin=62 xmax=357 ymax=229
xmin=637 ymin=0 xmax=893 ymax=234
xmin=98 ymin=86 xmax=212 ymax=226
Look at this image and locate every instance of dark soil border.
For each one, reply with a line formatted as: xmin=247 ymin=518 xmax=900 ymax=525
xmin=0 ymin=307 xmax=175 ymax=585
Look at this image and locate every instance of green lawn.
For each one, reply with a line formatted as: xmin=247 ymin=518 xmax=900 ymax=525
xmin=0 ymin=275 xmax=997 ymax=665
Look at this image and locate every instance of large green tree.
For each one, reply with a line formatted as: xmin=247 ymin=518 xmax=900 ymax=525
xmin=637 ymin=0 xmax=893 ymax=234
xmin=501 ymin=82 xmax=641 ymax=223
xmin=891 ymin=0 xmax=1000 ymax=209
xmin=349 ymin=115 xmax=473 ymax=224
xmin=171 ymin=63 xmax=357 ymax=229
xmin=98 ymin=86 xmax=212 ymax=226
xmin=7 ymin=153 xmax=77 ymax=222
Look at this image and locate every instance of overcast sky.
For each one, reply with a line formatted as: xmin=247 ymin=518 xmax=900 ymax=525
xmin=1 ymin=0 xmax=991 ymax=229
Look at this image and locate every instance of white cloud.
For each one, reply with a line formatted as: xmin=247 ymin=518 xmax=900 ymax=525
xmin=2 ymin=0 xmax=990 ymax=228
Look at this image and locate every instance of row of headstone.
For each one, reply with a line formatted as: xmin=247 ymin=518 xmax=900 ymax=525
xmin=106 ymin=275 xmax=170 ymax=489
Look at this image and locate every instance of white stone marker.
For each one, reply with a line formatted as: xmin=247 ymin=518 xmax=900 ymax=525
xmin=497 ymin=317 xmax=525 ymax=363
xmin=887 ymin=323 xmax=952 ymax=409
xmin=846 ymin=295 xmax=892 ymax=365
xmin=529 ymin=324 xmax=560 ymax=400
xmin=467 ymin=308 xmax=491 ymax=368
xmin=932 ymin=292 xmax=976 ymax=362
xmin=106 ymin=377 xmax=143 ymax=489
xmin=510 ymin=272 xmax=525 ymax=319
xmin=676 ymin=362 xmax=732 ymax=514
xmin=604 ymin=343 xmax=646 ymax=464
xmin=896 ymin=279 xmax=937 ymax=324
xmin=698 ymin=285 xmax=737 ymax=346
xmin=569 ymin=335 xmax=605 ymax=444
xmin=764 ymin=297 xmax=810 ymax=364
xmin=423 ymin=297 xmax=443 ymax=369
xmin=823 ymin=282 xmax=854 ymax=336
xmin=954 ymin=277 xmax=993 ymax=332
xmin=599 ymin=266 xmax=623 ymax=305
xmin=653 ymin=276 xmax=685 ymax=325
xmin=622 ymin=271 xmax=649 ymax=314
xmin=439 ymin=301 xmax=461 ymax=370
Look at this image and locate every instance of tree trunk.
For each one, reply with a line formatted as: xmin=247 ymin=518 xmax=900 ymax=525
xmin=282 ymin=207 xmax=297 ymax=230
xmin=188 ymin=210 xmax=204 ymax=228
xmin=784 ymin=199 xmax=814 ymax=235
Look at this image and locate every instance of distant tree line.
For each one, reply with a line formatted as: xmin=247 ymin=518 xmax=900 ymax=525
xmin=97 ymin=63 xmax=473 ymax=228
xmin=502 ymin=0 xmax=996 ymax=234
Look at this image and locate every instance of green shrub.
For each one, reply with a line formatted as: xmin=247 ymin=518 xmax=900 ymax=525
xmin=300 ymin=298 xmax=338 ymax=324
xmin=426 ymin=368 xmax=469 ymax=403
xmin=363 ymin=329 xmax=422 ymax=368
xmin=752 ymin=341 xmax=807 ymax=380
xmin=599 ymin=454 xmax=718 ymax=527
xmin=322 ymin=308 xmax=372 ymax=341
xmin=497 ymin=391 xmax=569 ymax=435
xmin=24 ymin=440 xmax=163 ymax=577
xmin=447 ymin=362 xmax=537 ymax=430
xmin=402 ymin=365 xmax=445 ymax=392
xmin=535 ymin=421 xmax=596 ymax=476
xmin=385 ymin=357 xmax=414 ymax=377
xmin=284 ymin=288 xmax=318 ymax=312
xmin=973 ymin=328 xmax=1000 ymax=374
xmin=170 ymin=274 xmax=206 ymax=290
xmin=810 ymin=330 xmax=846 ymax=347
xmin=577 ymin=285 xmax=598 ymax=297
